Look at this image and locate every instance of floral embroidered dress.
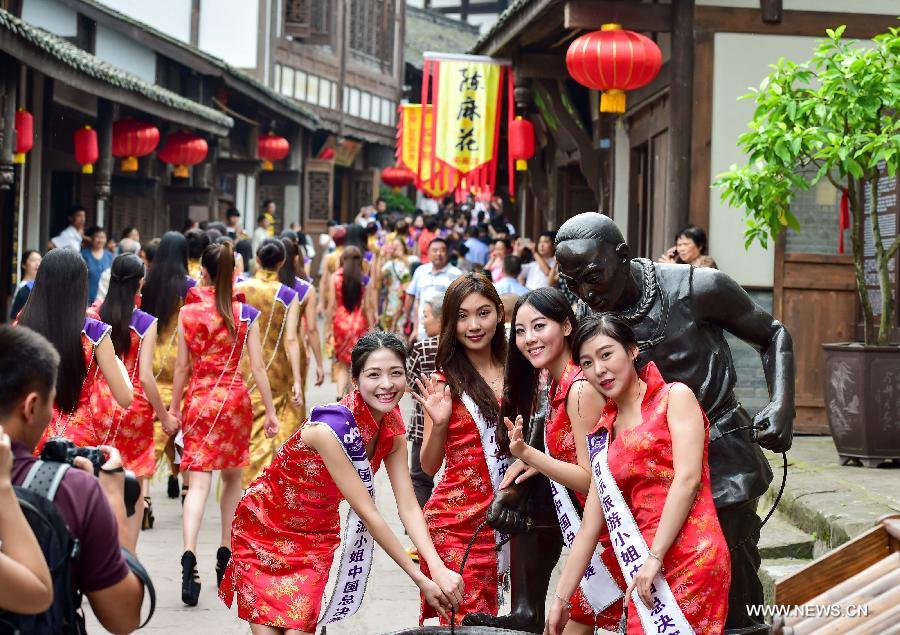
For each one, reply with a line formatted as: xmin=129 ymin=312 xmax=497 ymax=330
xmin=280 ymin=277 xmax=314 ymax=438
xmin=40 ymin=318 xmax=114 ymax=450
xmin=220 ymin=390 xmax=405 ymax=631
xmin=420 ymin=374 xmax=500 ymax=625
xmin=236 ymin=269 xmax=299 ymax=486
xmin=332 ymin=270 xmax=369 ymax=365
xmin=85 ymin=306 xmax=158 ymax=476
xmin=597 ymin=362 xmax=730 ymax=634
xmin=378 ymin=259 xmax=410 ymax=331
xmin=179 ymin=286 xmax=259 ymax=472
xmin=545 ymin=359 xmax=625 ymax=630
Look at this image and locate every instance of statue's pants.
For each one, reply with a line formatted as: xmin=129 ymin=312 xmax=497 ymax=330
xmin=718 ymin=499 xmax=766 ymax=630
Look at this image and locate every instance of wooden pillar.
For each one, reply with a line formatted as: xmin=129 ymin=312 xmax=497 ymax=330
xmin=0 ymin=58 xmax=17 ymax=191
xmin=668 ymin=0 xmax=694 ymax=241
xmin=95 ymin=99 xmax=114 ymax=229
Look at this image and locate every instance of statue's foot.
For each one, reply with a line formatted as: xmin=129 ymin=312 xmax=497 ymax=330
xmin=462 ymin=611 xmax=543 ymax=633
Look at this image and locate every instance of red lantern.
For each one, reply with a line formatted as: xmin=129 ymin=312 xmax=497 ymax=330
xmin=73 ymin=126 xmax=99 ymax=174
xmin=508 ymin=116 xmax=535 ymax=171
xmin=257 ymin=132 xmax=290 ymax=170
xmin=381 ymin=165 xmax=415 ymax=190
xmin=158 ymin=131 xmax=208 ymax=178
xmin=318 ymin=146 xmax=336 ymax=161
xmin=112 ymin=119 xmax=160 ymax=172
xmin=566 ymin=23 xmax=662 ymax=114
xmin=13 ymin=109 xmax=33 ymax=164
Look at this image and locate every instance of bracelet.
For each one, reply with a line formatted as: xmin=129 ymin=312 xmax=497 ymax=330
xmin=648 ymin=550 xmax=664 ymax=565
xmin=99 ymin=466 xmax=124 ymax=474
xmin=553 ymin=592 xmax=572 ymax=609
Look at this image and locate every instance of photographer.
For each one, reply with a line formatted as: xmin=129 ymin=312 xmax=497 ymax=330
xmin=1 ymin=325 xmax=144 ymax=634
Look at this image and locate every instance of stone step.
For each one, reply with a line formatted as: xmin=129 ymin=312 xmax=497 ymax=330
xmin=758 ymin=512 xmax=815 ymax=560
xmin=760 ymin=557 xmax=811 ymax=606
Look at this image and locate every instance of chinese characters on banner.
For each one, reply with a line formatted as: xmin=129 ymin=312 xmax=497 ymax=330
xmin=397 ymin=104 xmax=458 ymax=199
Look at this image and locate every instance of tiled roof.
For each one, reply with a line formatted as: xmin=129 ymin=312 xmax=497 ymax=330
xmin=405 ymin=5 xmax=480 ymax=70
xmin=0 ymin=8 xmax=233 ymax=130
xmin=471 ymin=0 xmax=537 ymax=54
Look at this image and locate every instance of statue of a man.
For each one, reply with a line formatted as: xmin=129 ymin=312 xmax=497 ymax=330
xmin=468 ymin=212 xmax=793 ymax=634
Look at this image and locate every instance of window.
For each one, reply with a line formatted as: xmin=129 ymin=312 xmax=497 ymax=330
xmin=307 ymin=75 xmax=319 ymax=105
xmin=319 ymin=79 xmax=331 ymax=108
xmin=349 ymin=0 xmax=394 ymax=68
xmin=361 ymin=92 xmax=371 ymax=121
xmin=295 ymin=69 xmax=308 ymax=101
xmin=273 ymin=64 xmax=282 ymax=92
xmin=284 ymin=0 xmax=330 ymax=39
xmin=381 ymin=99 xmax=392 ymax=126
xmin=331 ymin=81 xmax=338 ymax=109
xmin=349 ymin=88 xmax=360 ymax=117
xmin=343 ymin=85 xmax=350 ymax=112
xmin=281 ymin=67 xmax=294 ymax=97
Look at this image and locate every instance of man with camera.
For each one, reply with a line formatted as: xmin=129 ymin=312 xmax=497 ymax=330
xmin=0 ymin=325 xmax=145 ymax=634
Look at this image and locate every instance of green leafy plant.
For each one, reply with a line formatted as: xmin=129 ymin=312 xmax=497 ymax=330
xmin=716 ymin=26 xmax=900 ymax=345
xmin=379 ymin=185 xmax=416 ymax=216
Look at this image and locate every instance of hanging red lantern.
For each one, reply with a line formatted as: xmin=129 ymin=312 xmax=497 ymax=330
xmin=13 ymin=109 xmax=33 ymax=164
xmin=73 ymin=126 xmax=99 ymax=174
xmin=381 ymin=165 xmax=415 ymax=190
xmin=112 ymin=119 xmax=160 ymax=172
xmin=158 ymin=131 xmax=208 ymax=178
xmin=257 ymin=132 xmax=290 ymax=170
xmin=318 ymin=146 xmax=336 ymax=161
xmin=508 ymin=116 xmax=535 ymax=171
xmin=566 ymin=23 xmax=662 ymax=114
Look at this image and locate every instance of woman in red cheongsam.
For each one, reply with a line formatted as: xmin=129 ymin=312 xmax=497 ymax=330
xmin=497 ymin=288 xmax=623 ymax=633
xmin=168 ymin=241 xmax=281 ymax=607
xmin=90 ymin=253 xmax=178 ymax=543
xmin=547 ymin=314 xmax=730 ymax=635
xmin=221 ymin=331 xmax=463 ymax=635
xmin=325 ymin=246 xmax=374 ymax=399
xmin=19 ymin=249 xmax=133 ymax=453
xmin=415 ymin=273 xmax=508 ymax=625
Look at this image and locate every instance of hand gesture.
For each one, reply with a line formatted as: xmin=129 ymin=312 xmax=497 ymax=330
xmin=411 ymin=373 xmax=453 ymax=428
xmin=0 ymin=425 xmax=12 ymax=488
xmin=504 ymin=415 xmax=529 ymax=459
xmin=543 ymin=593 xmax=571 ymax=635
xmin=430 ymin=565 xmax=464 ymax=610
xmin=264 ymin=412 xmax=280 ymax=439
xmin=418 ymin=577 xmax=452 ymax=622
xmin=161 ymin=410 xmax=180 ymax=436
xmin=499 ymin=458 xmax=538 ymax=490
xmin=624 ymin=555 xmax=663 ymax=612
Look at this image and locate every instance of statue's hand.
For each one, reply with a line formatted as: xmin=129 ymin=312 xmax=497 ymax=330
xmin=752 ymin=400 xmax=794 ymax=453
xmin=486 ymin=486 xmax=529 ymax=534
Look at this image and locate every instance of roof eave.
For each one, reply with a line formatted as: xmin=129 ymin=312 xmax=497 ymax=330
xmin=221 ymin=73 xmax=319 ymax=130
xmin=471 ymin=0 xmax=556 ymax=56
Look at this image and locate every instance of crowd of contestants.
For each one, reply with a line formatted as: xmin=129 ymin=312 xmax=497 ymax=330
xmin=3 ymin=196 xmax=729 ymax=634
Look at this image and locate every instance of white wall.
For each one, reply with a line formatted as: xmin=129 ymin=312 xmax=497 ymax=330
xmin=612 ymin=118 xmax=630 ymax=237
xmin=709 ymin=32 xmax=825 ymax=287
xmin=22 ymin=0 xmax=78 ymax=36
xmin=94 ymin=24 xmax=157 ymax=83
xmin=96 ymin=0 xmax=192 ymax=42
xmin=198 ymin=0 xmax=259 ymax=69
xmin=698 ymin=0 xmax=900 ymax=12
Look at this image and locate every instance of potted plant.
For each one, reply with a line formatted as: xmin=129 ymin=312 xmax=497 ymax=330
xmin=716 ymin=26 xmax=900 ymax=466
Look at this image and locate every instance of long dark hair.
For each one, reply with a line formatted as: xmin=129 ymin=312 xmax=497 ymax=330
xmin=435 ymin=272 xmax=506 ymax=425
xmin=142 ymin=231 xmax=189 ymax=332
xmin=340 ymin=246 xmax=364 ymax=311
xmin=99 ymin=254 xmax=145 ymax=358
xmin=499 ymin=287 xmax=576 ymax=453
xmin=278 ymin=237 xmax=301 ymax=287
xmin=345 ymin=224 xmax=368 ymax=253
xmin=202 ymin=242 xmax=236 ymax=337
xmin=18 ymin=249 xmax=89 ymax=413
xmin=350 ymin=331 xmax=407 ymax=379
xmin=20 ymin=250 xmax=39 ymax=276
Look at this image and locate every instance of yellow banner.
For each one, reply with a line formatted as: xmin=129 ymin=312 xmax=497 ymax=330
xmin=432 ymin=59 xmax=502 ymax=175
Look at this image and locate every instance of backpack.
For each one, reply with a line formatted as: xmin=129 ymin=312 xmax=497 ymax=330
xmin=0 ymin=461 xmax=86 ymax=635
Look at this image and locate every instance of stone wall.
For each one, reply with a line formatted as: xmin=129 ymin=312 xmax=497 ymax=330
xmin=727 ymin=290 xmax=775 ymax=416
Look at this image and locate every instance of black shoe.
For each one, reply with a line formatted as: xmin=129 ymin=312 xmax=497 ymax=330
xmin=167 ymin=475 xmax=179 ymax=499
xmin=141 ymin=497 xmax=154 ymax=530
xmin=181 ymin=484 xmax=189 ymax=506
xmin=215 ymin=547 xmax=231 ymax=589
xmin=181 ymin=551 xmax=201 ymax=606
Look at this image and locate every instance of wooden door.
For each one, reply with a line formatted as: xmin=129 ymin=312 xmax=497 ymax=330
xmin=303 ymin=158 xmax=334 ymax=233
xmin=627 ymin=95 xmax=670 ymax=260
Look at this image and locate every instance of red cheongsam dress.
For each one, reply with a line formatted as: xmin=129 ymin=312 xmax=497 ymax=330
xmin=85 ymin=306 xmax=159 ymax=476
xmin=598 ymin=362 xmax=730 ymax=634
xmin=220 ymin=390 xmax=405 ymax=631
xmin=332 ymin=271 xmax=369 ymax=365
xmin=40 ymin=317 xmax=116 ymax=451
xmin=179 ymin=286 xmax=259 ymax=472
xmin=420 ymin=374 xmax=500 ymax=625
xmin=545 ymin=359 xmax=625 ymax=629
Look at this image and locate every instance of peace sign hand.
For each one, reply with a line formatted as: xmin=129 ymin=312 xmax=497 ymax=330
xmin=504 ymin=415 xmax=529 ymax=459
xmin=411 ymin=373 xmax=453 ymax=428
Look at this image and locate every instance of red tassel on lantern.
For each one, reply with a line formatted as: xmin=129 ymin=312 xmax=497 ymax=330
xmin=508 ymin=116 xmax=535 ymax=171
xmin=257 ymin=133 xmax=290 ymax=170
xmin=73 ymin=126 xmax=99 ymax=174
xmin=839 ymin=188 xmax=850 ymax=254
xmin=112 ymin=119 xmax=160 ymax=172
xmin=158 ymin=131 xmax=208 ymax=178
xmin=13 ymin=109 xmax=34 ymax=164
xmin=566 ymin=24 xmax=662 ymax=114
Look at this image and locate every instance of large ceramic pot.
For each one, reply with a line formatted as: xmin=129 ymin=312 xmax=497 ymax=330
xmin=822 ymin=343 xmax=900 ymax=467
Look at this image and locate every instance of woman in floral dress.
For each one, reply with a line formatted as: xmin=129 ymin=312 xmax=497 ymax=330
xmin=167 ymin=241 xmax=280 ymax=607
xmin=379 ymin=237 xmax=411 ymax=333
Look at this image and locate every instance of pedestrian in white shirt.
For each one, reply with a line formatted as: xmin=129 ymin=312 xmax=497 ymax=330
xmin=403 ymin=237 xmax=461 ymax=342
xmin=520 ymin=231 xmax=557 ymax=290
xmin=48 ymin=205 xmax=86 ymax=251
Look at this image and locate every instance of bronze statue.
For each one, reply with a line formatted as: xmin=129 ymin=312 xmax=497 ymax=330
xmin=466 ymin=212 xmax=794 ymax=634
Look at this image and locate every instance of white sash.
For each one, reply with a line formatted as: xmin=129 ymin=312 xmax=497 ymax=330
xmin=544 ymin=422 xmax=621 ymax=613
xmin=459 ymin=392 xmax=510 ymax=577
xmin=311 ymin=409 xmax=376 ymax=626
xmin=588 ymin=427 xmax=695 ymax=634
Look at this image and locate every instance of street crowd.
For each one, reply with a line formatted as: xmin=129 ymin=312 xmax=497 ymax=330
xmin=0 ymin=195 xmax=727 ymax=635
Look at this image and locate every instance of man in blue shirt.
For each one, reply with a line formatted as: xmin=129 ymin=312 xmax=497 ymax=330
xmin=404 ymin=238 xmax=461 ymax=341
xmin=494 ymin=255 xmax=530 ymax=296
xmin=462 ymin=226 xmax=490 ymax=266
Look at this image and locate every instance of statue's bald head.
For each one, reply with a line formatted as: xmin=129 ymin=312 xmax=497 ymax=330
xmin=555 ymin=212 xmax=625 ymax=248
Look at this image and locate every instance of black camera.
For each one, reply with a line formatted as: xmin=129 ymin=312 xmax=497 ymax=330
xmin=41 ymin=437 xmax=142 ymax=517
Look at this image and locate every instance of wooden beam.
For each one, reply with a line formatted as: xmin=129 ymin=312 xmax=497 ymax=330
xmin=564 ymin=1 xmax=672 ymax=32
xmin=473 ymin=0 xmax=555 ymax=56
xmin=515 ymin=53 xmax=568 ymax=79
xmin=667 ymin=0 xmax=693 ymax=243
xmin=695 ymin=6 xmax=896 ymax=38
xmin=689 ymin=31 xmax=713 ymax=235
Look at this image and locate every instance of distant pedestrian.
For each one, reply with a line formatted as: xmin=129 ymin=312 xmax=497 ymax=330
xmin=404 ymin=238 xmax=461 ymax=342
xmin=8 ymin=250 xmax=41 ymax=320
xmin=48 ymin=205 xmax=86 ymax=251
xmin=252 ymin=214 xmax=270 ymax=257
xmin=658 ymin=225 xmax=718 ymax=269
xmin=494 ymin=255 xmax=529 ymax=296
xmin=520 ymin=231 xmax=557 ymax=289
xmin=81 ymin=226 xmax=113 ymax=304
xmin=463 ymin=225 xmax=490 ymax=266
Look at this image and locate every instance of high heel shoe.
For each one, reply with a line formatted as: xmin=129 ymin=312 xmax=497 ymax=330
xmin=181 ymin=551 xmax=201 ymax=606
xmin=215 ymin=546 xmax=231 ymax=589
xmin=167 ymin=474 xmax=179 ymax=499
xmin=141 ymin=497 xmax=154 ymax=530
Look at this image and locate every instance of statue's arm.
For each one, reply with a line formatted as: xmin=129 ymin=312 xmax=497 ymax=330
xmin=693 ymin=268 xmax=795 ymax=452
